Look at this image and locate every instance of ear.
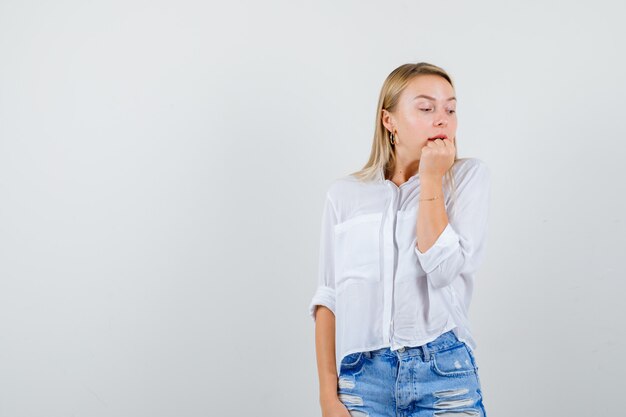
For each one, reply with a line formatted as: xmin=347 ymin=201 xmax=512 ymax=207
xmin=381 ymin=109 xmax=395 ymax=134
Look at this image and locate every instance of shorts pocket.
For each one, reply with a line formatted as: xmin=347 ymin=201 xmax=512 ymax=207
xmin=340 ymin=351 xmax=365 ymax=372
xmin=431 ymin=343 xmax=477 ymax=377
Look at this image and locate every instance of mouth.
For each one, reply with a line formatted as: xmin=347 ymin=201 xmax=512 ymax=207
xmin=428 ymin=134 xmax=448 ymax=140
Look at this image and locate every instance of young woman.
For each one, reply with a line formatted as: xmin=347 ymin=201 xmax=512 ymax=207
xmin=308 ymin=62 xmax=490 ymax=417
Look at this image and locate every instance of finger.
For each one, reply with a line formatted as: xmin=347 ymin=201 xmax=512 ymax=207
xmin=446 ymin=138 xmax=456 ymax=149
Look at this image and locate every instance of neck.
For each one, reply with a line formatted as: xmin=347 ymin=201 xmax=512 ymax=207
xmin=389 ymin=160 xmax=420 ymax=186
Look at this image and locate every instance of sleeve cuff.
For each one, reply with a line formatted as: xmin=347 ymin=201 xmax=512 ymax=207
xmin=414 ymin=223 xmax=461 ymax=273
xmin=308 ymin=285 xmax=336 ymax=321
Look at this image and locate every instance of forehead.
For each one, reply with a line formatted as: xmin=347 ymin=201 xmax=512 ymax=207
xmin=403 ymin=74 xmax=455 ymax=101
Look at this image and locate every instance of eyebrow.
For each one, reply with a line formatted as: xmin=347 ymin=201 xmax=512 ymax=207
xmin=413 ymin=94 xmax=457 ymax=102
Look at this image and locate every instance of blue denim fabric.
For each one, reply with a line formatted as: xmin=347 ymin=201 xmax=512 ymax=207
xmin=337 ymin=330 xmax=487 ymax=417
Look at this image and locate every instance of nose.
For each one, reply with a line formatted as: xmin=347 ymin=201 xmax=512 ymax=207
xmin=434 ymin=109 xmax=450 ymax=127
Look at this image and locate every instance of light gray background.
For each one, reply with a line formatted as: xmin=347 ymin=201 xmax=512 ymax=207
xmin=1 ymin=0 xmax=624 ymax=416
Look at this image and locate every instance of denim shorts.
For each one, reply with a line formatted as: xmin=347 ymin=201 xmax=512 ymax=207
xmin=337 ymin=330 xmax=487 ymax=417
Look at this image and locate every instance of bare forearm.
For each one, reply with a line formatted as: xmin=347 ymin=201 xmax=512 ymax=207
xmin=416 ymin=176 xmax=448 ymax=253
xmin=314 ymin=306 xmax=338 ymax=402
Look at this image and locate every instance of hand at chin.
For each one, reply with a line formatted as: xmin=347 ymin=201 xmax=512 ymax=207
xmin=418 ymin=137 xmax=456 ymax=177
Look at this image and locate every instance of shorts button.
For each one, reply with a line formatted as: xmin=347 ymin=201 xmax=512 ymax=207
xmin=398 ymin=347 xmax=405 ymax=352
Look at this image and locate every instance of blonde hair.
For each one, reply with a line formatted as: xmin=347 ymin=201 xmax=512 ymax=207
xmin=349 ymin=62 xmax=460 ymax=208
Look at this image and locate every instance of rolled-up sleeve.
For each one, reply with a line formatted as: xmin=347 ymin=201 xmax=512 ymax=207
xmin=414 ymin=160 xmax=491 ymax=289
xmin=308 ymin=193 xmax=338 ymax=322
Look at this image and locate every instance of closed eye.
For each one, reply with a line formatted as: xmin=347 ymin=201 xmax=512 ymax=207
xmin=420 ymin=109 xmax=456 ymax=114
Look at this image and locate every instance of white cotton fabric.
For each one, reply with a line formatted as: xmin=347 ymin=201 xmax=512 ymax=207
xmin=308 ymin=157 xmax=491 ymax=376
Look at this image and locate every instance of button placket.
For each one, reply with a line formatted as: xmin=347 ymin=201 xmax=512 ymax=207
xmin=385 ymin=181 xmax=402 ymax=346
xmin=381 ymin=182 xmax=397 ymax=345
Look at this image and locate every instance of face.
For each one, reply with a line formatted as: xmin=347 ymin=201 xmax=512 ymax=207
xmin=382 ymin=74 xmax=457 ymax=159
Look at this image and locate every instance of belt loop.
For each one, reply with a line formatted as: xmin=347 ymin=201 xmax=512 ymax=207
xmin=422 ymin=343 xmax=430 ymax=361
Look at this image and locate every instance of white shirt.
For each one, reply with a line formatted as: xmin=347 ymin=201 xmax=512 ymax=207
xmin=308 ymin=157 xmax=490 ymax=376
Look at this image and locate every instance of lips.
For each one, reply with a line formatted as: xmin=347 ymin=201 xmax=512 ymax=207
xmin=428 ymin=135 xmax=448 ymax=140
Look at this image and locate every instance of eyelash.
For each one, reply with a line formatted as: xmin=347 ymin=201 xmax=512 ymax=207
xmin=420 ymin=109 xmax=456 ymax=114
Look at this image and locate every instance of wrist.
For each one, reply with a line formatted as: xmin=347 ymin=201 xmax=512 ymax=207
xmin=320 ymin=391 xmax=339 ymax=404
xmin=420 ymin=174 xmax=443 ymax=184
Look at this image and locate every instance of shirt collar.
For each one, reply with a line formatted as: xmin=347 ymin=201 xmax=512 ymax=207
xmin=378 ymin=166 xmax=420 ymax=185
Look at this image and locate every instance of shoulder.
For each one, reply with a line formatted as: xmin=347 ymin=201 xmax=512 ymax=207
xmin=325 ymin=173 xmax=375 ymax=202
xmin=452 ymin=157 xmax=490 ymax=183
xmin=323 ymin=174 xmax=383 ymax=221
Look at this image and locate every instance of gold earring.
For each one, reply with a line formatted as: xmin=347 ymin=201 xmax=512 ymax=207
xmin=390 ymin=130 xmax=397 ymax=145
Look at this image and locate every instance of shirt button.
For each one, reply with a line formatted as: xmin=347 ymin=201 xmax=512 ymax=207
xmin=398 ymin=347 xmax=405 ymax=352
